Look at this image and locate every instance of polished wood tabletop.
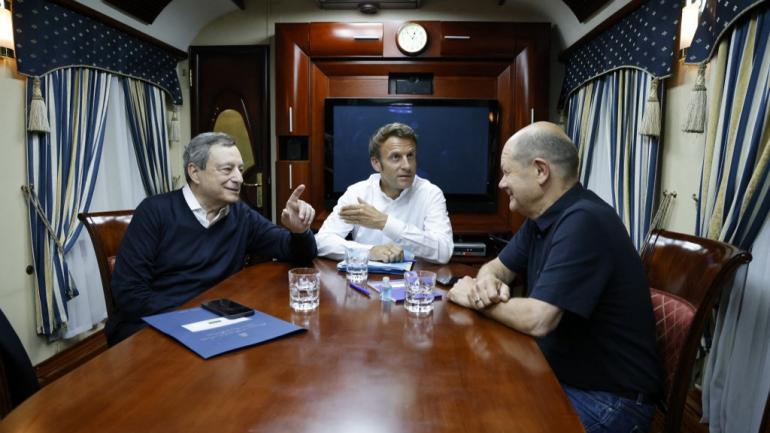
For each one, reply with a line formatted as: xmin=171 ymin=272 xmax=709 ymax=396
xmin=0 ymin=259 xmax=583 ymax=433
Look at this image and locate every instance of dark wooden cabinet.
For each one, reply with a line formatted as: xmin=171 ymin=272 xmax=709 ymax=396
xmin=275 ymin=24 xmax=310 ymax=136
xmin=439 ymin=22 xmax=518 ymax=57
xmin=274 ymin=21 xmax=550 ymax=235
xmin=309 ymin=22 xmax=383 ymax=57
xmin=275 ymin=161 xmax=311 ymax=216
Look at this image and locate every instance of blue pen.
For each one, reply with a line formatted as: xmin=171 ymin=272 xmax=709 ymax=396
xmin=349 ymin=283 xmax=371 ymax=297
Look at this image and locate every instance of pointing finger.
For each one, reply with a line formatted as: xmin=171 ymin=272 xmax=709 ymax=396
xmin=288 ymin=184 xmax=306 ymax=203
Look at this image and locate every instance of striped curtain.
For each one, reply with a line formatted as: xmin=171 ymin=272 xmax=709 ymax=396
xmin=565 ymin=69 xmax=661 ymax=250
xmin=121 ymin=78 xmax=173 ymax=195
xmin=25 ymin=69 xmax=112 ymax=336
xmin=698 ymin=6 xmax=770 ymax=433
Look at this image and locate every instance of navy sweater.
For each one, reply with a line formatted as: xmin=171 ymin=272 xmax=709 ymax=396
xmin=106 ymin=190 xmax=317 ymax=344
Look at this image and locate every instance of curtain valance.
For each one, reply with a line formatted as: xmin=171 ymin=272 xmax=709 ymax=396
xmin=685 ymin=0 xmax=769 ymax=64
xmin=561 ymin=0 xmax=680 ymax=99
xmin=12 ymin=0 xmax=183 ymax=104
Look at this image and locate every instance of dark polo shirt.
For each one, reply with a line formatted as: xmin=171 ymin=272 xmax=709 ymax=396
xmin=499 ymin=183 xmax=661 ymax=397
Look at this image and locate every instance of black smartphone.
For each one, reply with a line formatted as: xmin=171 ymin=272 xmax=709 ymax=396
xmin=201 ymin=298 xmax=255 ymax=319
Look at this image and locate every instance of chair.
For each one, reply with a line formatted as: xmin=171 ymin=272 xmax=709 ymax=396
xmin=77 ymin=210 xmax=134 ymax=319
xmin=0 ymin=308 xmax=39 ymax=419
xmin=643 ymin=229 xmax=752 ymax=433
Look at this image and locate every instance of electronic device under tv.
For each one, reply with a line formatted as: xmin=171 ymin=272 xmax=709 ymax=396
xmin=324 ymin=98 xmax=500 ymax=213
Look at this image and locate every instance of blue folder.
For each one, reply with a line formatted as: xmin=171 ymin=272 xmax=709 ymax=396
xmin=143 ymin=307 xmax=305 ymax=359
xmin=368 ymin=279 xmax=443 ymax=302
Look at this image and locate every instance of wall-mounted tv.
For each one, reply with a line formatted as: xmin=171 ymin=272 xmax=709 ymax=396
xmin=324 ymin=98 xmax=500 ymax=213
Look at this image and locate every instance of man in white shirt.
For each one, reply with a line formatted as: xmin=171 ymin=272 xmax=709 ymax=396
xmin=315 ymin=123 xmax=453 ymax=264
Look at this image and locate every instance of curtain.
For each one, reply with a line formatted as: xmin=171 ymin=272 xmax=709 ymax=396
xmin=121 ymin=78 xmax=173 ymax=195
xmin=14 ymin=0 xmax=184 ymax=104
xmin=565 ymin=69 xmax=661 ymax=250
xmin=698 ymin=7 xmax=770 ymax=433
xmin=25 ymin=68 xmax=112 ymax=337
xmin=63 ymin=77 xmax=148 ymax=338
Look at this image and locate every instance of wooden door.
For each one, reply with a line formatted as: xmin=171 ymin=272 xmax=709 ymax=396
xmin=190 ymin=45 xmax=271 ymax=217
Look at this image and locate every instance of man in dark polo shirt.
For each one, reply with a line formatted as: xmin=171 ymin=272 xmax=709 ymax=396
xmin=448 ymin=121 xmax=661 ymax=433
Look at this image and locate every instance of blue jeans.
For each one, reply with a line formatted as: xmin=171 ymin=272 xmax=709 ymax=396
xmin=563 ymin=384 xmax=655 ymax=433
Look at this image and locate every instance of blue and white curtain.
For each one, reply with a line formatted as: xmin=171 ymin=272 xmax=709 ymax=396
xmin=565 ymin=69 xmax=661 ymax=250
xmin=13 ymin=0 xmax=184 ymax=104
xmin=25 ymin=69 xmax=111 ymax=337
xmin=122 ymin=78 xmax=173 ymax=195
xmin=696 ymin=5 xmax=770 ymax=433
xmin=696 ymin=8 xmax=770 ymax=249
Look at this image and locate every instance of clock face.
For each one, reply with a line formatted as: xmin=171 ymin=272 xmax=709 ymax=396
xmin=396 ymin=22 xmax=428 ymax=55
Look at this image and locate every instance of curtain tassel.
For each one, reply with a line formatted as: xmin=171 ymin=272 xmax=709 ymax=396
xmin=27 ymin=77 xmax=51 ymax=134
xmin=682 ymin=63 xmax=707 ymax=133
xmin=556 ymin=108 xmax=567 ymax=129
xmin=639 ymin=78 xmax=661 ymax=137
xmin=168 ymin=105 xmax=181 ymax=143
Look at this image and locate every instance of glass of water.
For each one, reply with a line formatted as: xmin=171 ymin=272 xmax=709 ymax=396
xmin=288 ymin=267 xmax=320 ymax=312
xmin=404 ymin=270 xmax=436 ymax=314
xmin=345 ymin=246 xmax=369 ymax=284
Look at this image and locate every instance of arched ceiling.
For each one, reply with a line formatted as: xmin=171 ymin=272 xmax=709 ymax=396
xmin=72 ymin=0 xmax=633 ymax=52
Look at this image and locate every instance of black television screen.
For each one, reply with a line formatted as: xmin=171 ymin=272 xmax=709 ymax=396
xmin=324 ymin=98 xmax=500 ymax=213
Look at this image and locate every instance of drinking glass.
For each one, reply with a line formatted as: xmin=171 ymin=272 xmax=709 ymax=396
xmin=288 ymin=267 xmax=320 ymax=312
xmin=345 ymin=246 xmax=369 ymax=284
xmin=404 ymin=270 xmax=436 ymax=314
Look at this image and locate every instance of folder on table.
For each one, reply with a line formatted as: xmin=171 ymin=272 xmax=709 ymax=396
xmin=337 ymin=260 xmax=414 ymax=275
xmin=143 ymin=307 xmax=305 ymax=359
xmin=367 ymin=279 xmax=443 ymax=303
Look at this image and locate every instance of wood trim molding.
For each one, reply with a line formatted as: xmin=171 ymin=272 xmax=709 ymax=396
xmin=559 ymin=0 xmax=645 ymax=61
xmin=49 ymin=0 xmax=188 ymax=59
xmin=34 ymin=331 xmax=108 ymax=387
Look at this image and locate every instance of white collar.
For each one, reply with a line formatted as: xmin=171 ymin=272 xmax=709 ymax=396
xmin=182 ymin=184 xmax=230 ymax=228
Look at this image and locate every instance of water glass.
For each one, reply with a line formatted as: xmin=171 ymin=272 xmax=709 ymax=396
xmin=288 ymin=267 xmax=320 ymax=312
xmin=404 ymin=270 xmax=436 ymax=314
xmin=345 ymin=246 xmax=369 ymax=284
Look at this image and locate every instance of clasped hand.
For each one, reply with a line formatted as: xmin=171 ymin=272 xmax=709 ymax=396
xmin=281 ymin=184 xmax=315 ymax=233
xmin=448 ymin=275 xmax=511 ymax=309
xmin=339 ymin=198 xmax=387 ymax=230
xmin=369 ymin=242 xmax=404 ymax=263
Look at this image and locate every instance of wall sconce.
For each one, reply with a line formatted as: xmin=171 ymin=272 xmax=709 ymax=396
xmin=679 ymin=0 xmax=701 ymax=60
xmin=0 ymin=0 xmax=14 ymax=59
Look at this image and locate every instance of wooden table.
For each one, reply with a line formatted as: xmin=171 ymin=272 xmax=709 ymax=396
xmin=0 ymin=259 xmax=583 ymax=433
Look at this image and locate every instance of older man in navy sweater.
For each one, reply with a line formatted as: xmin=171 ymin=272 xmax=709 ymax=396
xmin=106 ymin=132 xmax=317 ymax=345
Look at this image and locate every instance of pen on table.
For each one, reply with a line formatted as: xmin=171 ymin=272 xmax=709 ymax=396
xmin=349 ymin=283 xmax=371 ymax=297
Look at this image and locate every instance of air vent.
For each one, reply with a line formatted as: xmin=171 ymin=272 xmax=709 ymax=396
xmin=316 ymin=0 xmax=421 ymax=14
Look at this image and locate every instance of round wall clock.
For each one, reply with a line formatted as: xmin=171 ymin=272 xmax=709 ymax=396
xmin=396 ymin=22 xmax=429 ymax=55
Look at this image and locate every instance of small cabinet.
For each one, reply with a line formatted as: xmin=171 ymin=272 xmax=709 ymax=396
xmin=275 ymin=160 xmax=311 ymax=215
xmin=309 ymin=23 xmax=383 ymax=57
xmin=440 ymin=22 xmax=518 ymax=57
xmin=276 ymin=23 xmax=310 ymax=136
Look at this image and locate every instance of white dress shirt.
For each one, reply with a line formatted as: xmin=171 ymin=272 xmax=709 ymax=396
xmin=182 ymin=184 xmax=229 ymax=228
xmin=315 ymin=174 xmax=454 ymax=264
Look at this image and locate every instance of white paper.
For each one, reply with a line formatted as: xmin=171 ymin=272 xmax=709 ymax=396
xmin=182 ymin=316 xmax=249 ymax=333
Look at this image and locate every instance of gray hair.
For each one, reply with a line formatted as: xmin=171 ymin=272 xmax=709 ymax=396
xmin=509 ymin=122 xmax=579 ymax=182
xmin=369 ymin=122 xmax=418 ymax=159
xmin=183 ymin=132 xmax=236 ymax=183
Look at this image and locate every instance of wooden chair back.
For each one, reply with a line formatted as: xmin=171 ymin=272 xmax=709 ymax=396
xmin=643 ymin=229 xmax=751 ymax=433
xmin=77 ymin=210 xmax=134 ymax=319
